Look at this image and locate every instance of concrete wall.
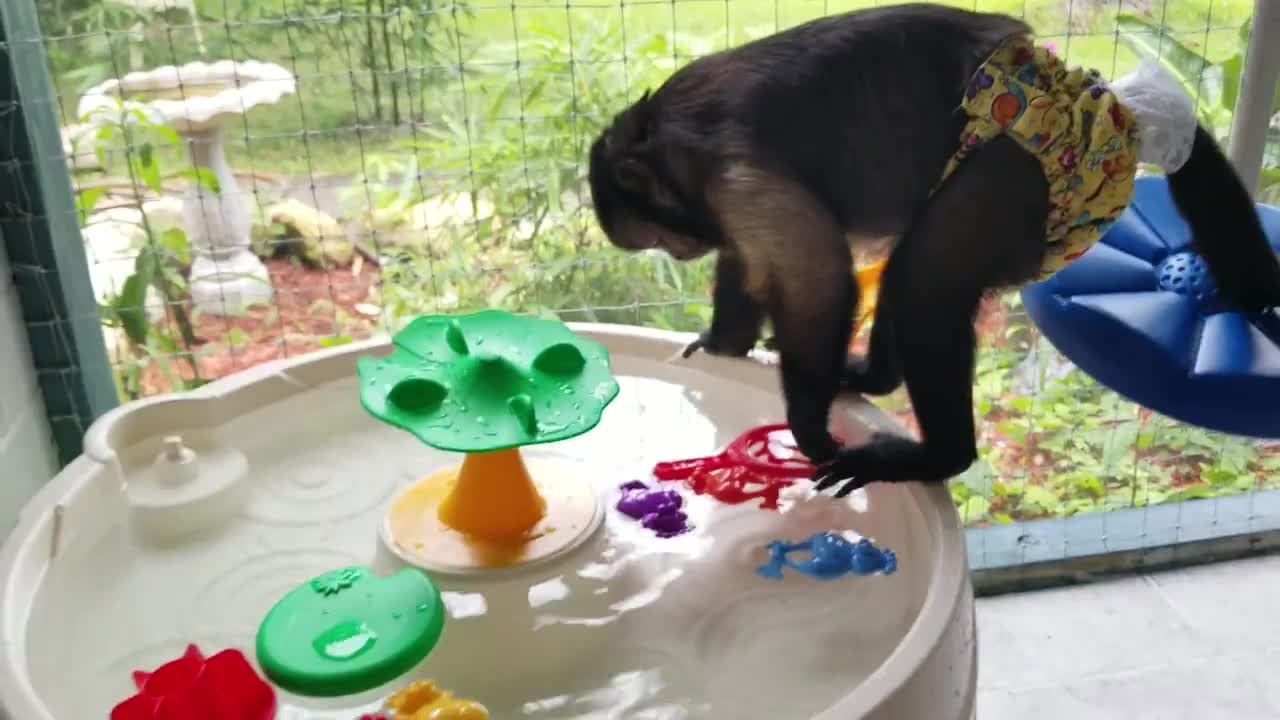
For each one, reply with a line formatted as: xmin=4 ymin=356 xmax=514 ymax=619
xmin=0 ymin=248 xmax=57 ymax=538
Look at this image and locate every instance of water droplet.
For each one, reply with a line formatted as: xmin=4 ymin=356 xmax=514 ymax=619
xmin=476 ymin=416 xmax=487 ymax=425
xmin=416 ymin=602 xmax=432 ymax=612
xmin=313 ymin=621 xmax=377 ymax=661
xmin=560 ymin=384 xmax=574 ymax=395
xmin=392 ymin=612 xmax=403 ymax=620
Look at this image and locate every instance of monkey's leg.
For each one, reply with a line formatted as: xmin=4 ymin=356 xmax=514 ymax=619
xmin=682 ymin=252 xmax=766 ymax=358
xmin=815 ymin=136 xmax=1049 ymax=495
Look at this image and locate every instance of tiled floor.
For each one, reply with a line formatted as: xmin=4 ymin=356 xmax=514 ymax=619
xmin=976 ymin=554 xmax=1280 ymax=719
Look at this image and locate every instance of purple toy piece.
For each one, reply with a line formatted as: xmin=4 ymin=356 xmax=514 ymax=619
xmin=617 ymin=480 xmax=681 ymax=518
xmin=616 ymin=480 xmax=692 ymax=538
xmin=641 ymin=509 xmax=691 ymax=538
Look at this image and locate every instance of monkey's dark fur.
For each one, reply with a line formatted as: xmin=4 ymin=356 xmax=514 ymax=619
xmin=588 ymin=3 xmax=1280 ymax=496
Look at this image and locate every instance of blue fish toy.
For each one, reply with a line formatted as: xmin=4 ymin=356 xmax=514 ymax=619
xmin=756 ymin=531 xmax=897 ymax=580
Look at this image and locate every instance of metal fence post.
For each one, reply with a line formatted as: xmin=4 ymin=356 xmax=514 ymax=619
xmin=1228 ymin=0 xmax=1280 ymax=196
xmin=0 ymin=0 xmax=118 ymax=465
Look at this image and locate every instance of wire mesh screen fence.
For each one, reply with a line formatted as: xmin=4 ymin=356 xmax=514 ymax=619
xmin=24 ymin=0 xmax=1280 ymax=554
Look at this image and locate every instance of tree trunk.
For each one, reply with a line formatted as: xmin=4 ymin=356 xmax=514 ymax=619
xmin=366 ymin=0 xmax=383 ymax=121
xmin=378 ymin=0 xmax=401 ymax=126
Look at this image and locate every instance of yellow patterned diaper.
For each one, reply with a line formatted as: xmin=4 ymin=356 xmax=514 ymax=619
xmin=940 ymin=34 xmax=1141 ymax=281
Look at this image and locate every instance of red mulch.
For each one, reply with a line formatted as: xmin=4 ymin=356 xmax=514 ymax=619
xmin=135 ymin=257 xmax=382 ymax=395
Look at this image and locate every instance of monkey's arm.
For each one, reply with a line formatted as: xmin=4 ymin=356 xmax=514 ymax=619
xmin=713 ymin=168 xmax=856 ymax=463
xmin=682 ymin=252 xmax=767 ymax=358
xmin=815 ymin=136 xmax=1050 ymax=495
xmin=772 ymin=265 xmax=856 ymax=464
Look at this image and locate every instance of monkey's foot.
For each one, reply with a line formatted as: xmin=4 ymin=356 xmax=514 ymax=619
xmin=811 ymin=434 xmax=960 ymax=497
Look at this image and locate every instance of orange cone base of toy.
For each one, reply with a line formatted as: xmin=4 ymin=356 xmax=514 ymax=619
xmin=852 ymin=258 xmax=887 ymax=344
xmin=437 ymin=448 xmax=546 ymax=542
xmin=383 ymin=454 xmax=604 ymax=574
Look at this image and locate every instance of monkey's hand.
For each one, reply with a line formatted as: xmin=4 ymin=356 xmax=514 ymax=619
xmin=680 ymin=329 xmax=756 ymax=359
xmin=811 ymin=434 xmax=962 ymax=497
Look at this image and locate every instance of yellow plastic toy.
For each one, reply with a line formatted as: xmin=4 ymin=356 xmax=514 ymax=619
xmin=434 ymin=447 xmax=545 ymax=542
xmin=383 ymin=680 xmax=489 ymax=720
xmin=852 ymin=257 xmax=887 ymax=342
xmin=359 ymin=311 xmax=620 ymax=572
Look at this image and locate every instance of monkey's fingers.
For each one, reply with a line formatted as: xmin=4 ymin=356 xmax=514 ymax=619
xmin=680 ymin=334 xmax=708 ymax=359
xmin=832 ymin=477 xmax=870 ymax=497
xmin=813 ymin=453 xmax=871 ymax=497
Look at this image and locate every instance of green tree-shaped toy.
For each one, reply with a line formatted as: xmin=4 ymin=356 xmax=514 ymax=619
xmin=358 ymin=310 xmax=620 ymax=543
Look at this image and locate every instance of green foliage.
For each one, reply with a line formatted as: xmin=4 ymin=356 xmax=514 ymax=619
xmin=368 ymin=22 xmax=715 ymax=332
xmin=41 ymin=1 xmax=202 ymax=97
xmin=1116 ymin=13 xmax=1280 ymax=200
xmin=942 ymin=319 xmax=1274 ymax=525
xmin=1114 ymin=13 xmax=1230 ymax=129
xmin=196 ymin=0 xmax=462 ymax=125
xmin=88 ymin=112 xmax=207 ymax=400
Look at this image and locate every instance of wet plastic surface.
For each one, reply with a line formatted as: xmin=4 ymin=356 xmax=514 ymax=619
xmin=6 ymin=325 xmax=975 ymax=720
xmin=1022 ymin=176 xmax=1280 ymax=437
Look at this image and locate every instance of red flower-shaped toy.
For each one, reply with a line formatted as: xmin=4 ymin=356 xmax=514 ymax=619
xmin=653 ymin=424 xmax=830 ymax=510
xmin=110 ymin=644 xmax=276 ymax=720
xmin=652 ymin=424 xmax=816 ymax=481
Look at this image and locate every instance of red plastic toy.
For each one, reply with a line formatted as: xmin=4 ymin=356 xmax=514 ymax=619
xmin=653 ymin=424 xmax=816 ymax=480
xmin=684 ymin=465 xmax=794 ymax=510
xmin=653 ymin=424 xmax=824 ymax=509
xmin=110 ymin=644 xmax=276 ymax=720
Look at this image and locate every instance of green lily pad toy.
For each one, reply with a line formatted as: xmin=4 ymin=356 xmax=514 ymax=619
xmin=255 ymin=565 xmax=445 ymax=697
xmin=359 ymin=310 xmax=621 ymax=569
xmin=357 ymin=309 xmax=620 ymax=453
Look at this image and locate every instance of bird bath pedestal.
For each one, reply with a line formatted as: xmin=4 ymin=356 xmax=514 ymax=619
xmin=79 ymin=60 xmax=296 ymax=316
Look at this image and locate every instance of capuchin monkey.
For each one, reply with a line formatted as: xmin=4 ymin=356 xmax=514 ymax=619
xmin=587 ymin=3 xmax=1280 ymax=496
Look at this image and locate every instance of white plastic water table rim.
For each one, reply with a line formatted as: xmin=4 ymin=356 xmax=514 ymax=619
xmin=0 ymin=322 xmax=970 ymax=720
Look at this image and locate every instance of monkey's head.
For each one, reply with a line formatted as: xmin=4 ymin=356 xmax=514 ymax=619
xmin=588 ymin=91 xmax=719 ymax=261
